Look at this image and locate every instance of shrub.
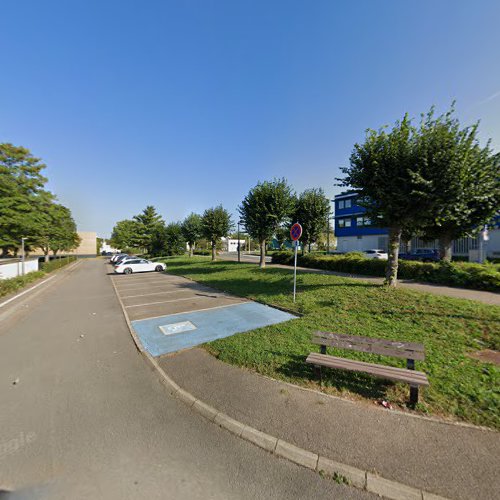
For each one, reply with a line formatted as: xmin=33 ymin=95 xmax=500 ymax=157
xmin=40 ymin=256 xmax=77 ymax=273
xmin=193 ymin=250 xmax=211 ymax=256
xmin=270 ymin=253 xmax=500 ymax=292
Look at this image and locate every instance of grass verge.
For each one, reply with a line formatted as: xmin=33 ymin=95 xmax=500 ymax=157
xmin=163 ymin=256 xmax=500 ymax=429
xmin=0 ymin=256 xmax=77 ymax=299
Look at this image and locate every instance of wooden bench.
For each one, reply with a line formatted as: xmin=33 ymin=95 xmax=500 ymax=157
xmin=306 ymin=331 xmax=429 ymax=405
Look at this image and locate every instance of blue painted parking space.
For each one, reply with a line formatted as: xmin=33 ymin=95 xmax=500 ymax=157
xmin=131 ymin=302 xmax=296 ymax=357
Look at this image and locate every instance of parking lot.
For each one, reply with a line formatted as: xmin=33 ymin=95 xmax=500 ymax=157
xmin=110 ymin=265 xmax=296 ymax=356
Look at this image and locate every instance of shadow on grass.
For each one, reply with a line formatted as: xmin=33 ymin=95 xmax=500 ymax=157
xmin=273 ymin=353 xmax=390 ymax=400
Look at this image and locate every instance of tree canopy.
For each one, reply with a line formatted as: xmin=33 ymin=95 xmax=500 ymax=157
xmin=294 ymin=188 xmax=330 ymax=253
xmin=201 ymin=205 xmax=233 ymax=261
xmin=339 ymin=114 xmax=424 ymax=285
xmin=0 ymin=143 xmax=80 ymax=257
xmin=239 ymin=178 xmax=295 ymax=268
xmin=133 ymin=206 xmax=165 ymax=254
xmin=181 ymin=213 xmax=202 ymax=257
xmin=413 ymin=106 xmax=500 ymax=259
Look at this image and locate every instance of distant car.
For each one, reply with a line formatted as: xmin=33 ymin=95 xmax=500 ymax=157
xmin=110 ymin=253 xmax=128 ymax=263
xmin=114 ymin=259 xmax=166 ymax=274
xmin=362 ymin=249 xmax=388 ymax=260
xmin=399 ymin=248 xmax=440 ymax=262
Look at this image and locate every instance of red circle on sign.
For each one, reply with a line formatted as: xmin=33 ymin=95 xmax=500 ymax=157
xmin=290 ymin=223 xmax=302 ymax=241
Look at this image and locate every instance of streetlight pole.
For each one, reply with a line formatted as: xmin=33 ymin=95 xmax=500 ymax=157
xmin=21 ymin=237 xmax=26 ymax=276
xmin=237 ymin=221 xmax=241 ymax=263
xmin=326 ymin=210 xmax=330 ymax=254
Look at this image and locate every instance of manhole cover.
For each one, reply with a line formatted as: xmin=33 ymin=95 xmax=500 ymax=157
xmin=159 ymin=321 xmax=197 ymax=336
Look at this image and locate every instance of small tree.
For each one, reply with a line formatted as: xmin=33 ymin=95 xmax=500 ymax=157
xmin=339 ymin=115 xmax=422 ymax=286
xmin=414 ymin=106 xmax=500 ymax=260
xmin=201 ymin=205 xmax=233 ymax=261
xmin=181 ymin=213 xmax=202 ymax=257
xmin=294 ymin=188 xmax=330 ymax=253
xmin=239 ymin=178 xmax=295 ymax=268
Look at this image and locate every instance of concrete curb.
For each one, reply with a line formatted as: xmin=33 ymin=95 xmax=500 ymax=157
xmin=109 ymin=270 xmax=450 ymax=500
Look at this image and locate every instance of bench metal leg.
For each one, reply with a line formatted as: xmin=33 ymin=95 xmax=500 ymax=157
xmin=409 ymin=385 xmax=419 ymax=406
xmin=314 ymin=365 xmax=323 ymax=385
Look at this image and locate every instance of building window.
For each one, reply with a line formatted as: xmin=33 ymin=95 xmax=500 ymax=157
xmin=356 ymin=216 xmax=363 ymax=226
xmin=338 ymin=219 xmax=345 ymax=228
xmin=344 ymin=218 xmax=351 ymax=227
xmin=338 ymin=200 xmax=345 ymax=209
xmin=345 ymin=199 xmax=352 ymax=208
xmin=364 ymin=217 xmax=371 ymax=226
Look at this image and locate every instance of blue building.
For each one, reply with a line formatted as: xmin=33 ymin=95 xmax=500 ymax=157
xmin=333 ymin=191 xmax=500 ymax=259
xmin=334 ymin=191 xmax=389 ymax=253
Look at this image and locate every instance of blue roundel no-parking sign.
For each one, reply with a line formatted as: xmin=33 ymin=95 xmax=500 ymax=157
xmin=290 ymin=223 xmax=302 ymax=241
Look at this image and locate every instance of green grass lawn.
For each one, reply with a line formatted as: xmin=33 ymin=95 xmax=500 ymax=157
xmin=164 ymin=256 xmax=500 ymax=429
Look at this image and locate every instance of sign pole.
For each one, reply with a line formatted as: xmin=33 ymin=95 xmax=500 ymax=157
xmin=293 ymin=240 xmax=298 ymax=302
xmin=290 ymin=222 xmax=302 ymax=303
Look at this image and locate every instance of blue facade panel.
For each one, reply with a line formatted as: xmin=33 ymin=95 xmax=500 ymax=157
xmin=334 ymin=191 xmax=388 ymax=237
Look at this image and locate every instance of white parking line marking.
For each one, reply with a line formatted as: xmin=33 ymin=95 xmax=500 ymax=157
xmin=124 ymin=296 xmax=231 ymax=308
xmin=121 ymin=290 xmax=183 ymax=299
xmin=114 ymin=284 xmax=181 ymax=293
xmin=113 ymin=280 xmax=175 ymax=287
xmin=131 ymin=302 xmax=245 ymax=321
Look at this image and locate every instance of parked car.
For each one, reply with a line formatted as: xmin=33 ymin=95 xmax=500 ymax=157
xmin=114 ymin=259 xmax=166 ymax=274
xmin=110 ymin=253 xmax=128 ymax=263
xmin=113 ymin=255 xmax=136 ymax=266
xmin=399 ymin=248 xmax=440 ymax=262
xmin=362 ymin=249 xmax=388 ymax=260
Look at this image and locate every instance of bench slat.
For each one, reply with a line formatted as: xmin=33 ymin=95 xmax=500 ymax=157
xmin=313 ymin=331 xmax=425 ymax=361
xmin=306 ymin=353 xmax=429 ymax=386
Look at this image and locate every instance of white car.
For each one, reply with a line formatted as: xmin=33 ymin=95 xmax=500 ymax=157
xmin=110 ymin=253 xmax=128 ymax=263
xmin=363 ymin=249 xmax=388 ymax=260
xmin=114 ymin=258 xmax=166 ymax=274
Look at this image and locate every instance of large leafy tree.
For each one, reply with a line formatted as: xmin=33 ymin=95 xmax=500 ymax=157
xmin=0 ymin=143 xmax=49 ymax=256
xmin=133 ymin=206 xmax=165 ymax=254
xmin=339 ymin=115 xmax=423 ymax=286
xmin=294 ymin=188 xmax=330 ymax=253
xmin=239 ymin=178 xmax=295 ymax=268
xmin=164 ymin=222 xmax=186 ymax=256
xmin=201 ymin=205 xmax=233 ymax=261
xmin=109 ymin=219 xmax=140 ymax=250
xmin=48 ymin=205 xmax=80 ymax=256
xmin=34 ymin=202 xmax=81 ymax=261
xmin=414 ymin=106 xmax=500 ymax=260
xmin=181 ymin=213 xmax=202 ymax=257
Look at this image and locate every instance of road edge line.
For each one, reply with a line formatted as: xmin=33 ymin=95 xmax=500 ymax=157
xmin=109 ymin=269 xmax=449 ymax=500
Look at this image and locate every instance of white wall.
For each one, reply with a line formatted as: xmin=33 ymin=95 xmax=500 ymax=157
xmin=336 ymin=235 xmax=385 ymax=253
xmin=0 ymin=259 xmax=39 ymax=280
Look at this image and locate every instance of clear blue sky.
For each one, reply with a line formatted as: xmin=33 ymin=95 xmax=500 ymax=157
xmin=1 ymin=1 xmax=499 ymax=238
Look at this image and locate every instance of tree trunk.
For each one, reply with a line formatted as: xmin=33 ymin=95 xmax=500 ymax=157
xmin=385 ymin=226 xmax=402 ymax=287
xmin=259 ymin=239 xmax=266 ymax=268
xmin=211 ymin=241 xmax=216 ymax=261
xmin=44 ymin=250 xmax=50 ymax=263
xmin=189 ymin=243 xmax=194 ymax=257
xmin=438 ymin=234 xmax=453 ymax=262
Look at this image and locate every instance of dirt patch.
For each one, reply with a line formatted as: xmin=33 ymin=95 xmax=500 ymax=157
xmin=468 ymin=349 xmax=500 ymax=366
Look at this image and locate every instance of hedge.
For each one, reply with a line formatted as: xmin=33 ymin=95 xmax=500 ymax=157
xmin=271 ymin=251 xmax=500 ymax=293
xmin=40 ymin=255 xmax=77 ymax=273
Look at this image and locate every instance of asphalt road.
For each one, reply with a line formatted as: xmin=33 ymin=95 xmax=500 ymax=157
xmin=0 ymin=259 xmax=374 ymax=500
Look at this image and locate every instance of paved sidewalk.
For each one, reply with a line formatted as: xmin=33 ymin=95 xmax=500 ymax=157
xmin=219 ymin=253 xmax=500 ymax=305
xmin=160 ymin=348 xmax=500 ymax=500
